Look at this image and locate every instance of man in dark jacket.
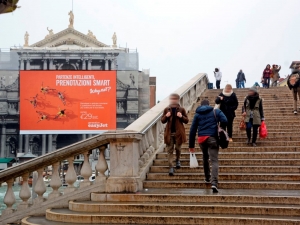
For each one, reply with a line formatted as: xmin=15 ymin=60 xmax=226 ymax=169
xmin=161 ymin=93 xmax=189 ymax=176
xmin=237 ymin=70 xmax=246 ymax=88
xmin=189 ymin=99 xmax=227 ymax=193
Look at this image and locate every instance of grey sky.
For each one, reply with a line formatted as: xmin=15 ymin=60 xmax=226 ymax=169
xmin=1 ymin=0 xmax=300 ymax=100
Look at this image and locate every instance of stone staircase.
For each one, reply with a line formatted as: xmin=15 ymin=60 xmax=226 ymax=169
xmin=21 ymin=87 xmax=300 ymax=224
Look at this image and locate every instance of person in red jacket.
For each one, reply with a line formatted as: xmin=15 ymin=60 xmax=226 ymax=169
xmin=262 ymin=64 xmax=272 ymax=88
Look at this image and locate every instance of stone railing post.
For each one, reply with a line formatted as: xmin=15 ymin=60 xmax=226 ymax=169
xmin=106 ymin=133 xmax=143 ymax=192
xmin=95 ymin=145 xmax=108 ymax=184
xmin=2 ymin=178 xmax=16 ymax=215
xmin=65 ymin=156 xmax=77 ymax=193
xmin=18 ymin=173 xmax=31 ymax=210
xmin=80 ymin=151 xmax=92 ymax=187
xmin=48 ymin=162 xmax=61 ymax=199
xmin=33 ymin=168 xmax=46 ymax=204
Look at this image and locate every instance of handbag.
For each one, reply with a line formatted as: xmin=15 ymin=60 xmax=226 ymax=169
xmin=213 ymin=109 xmax=229 ymax=149
xmin=239 ymin=116 xmax=246 ymax=130
xmin=190 ymin=153 xmax=199 ymax=168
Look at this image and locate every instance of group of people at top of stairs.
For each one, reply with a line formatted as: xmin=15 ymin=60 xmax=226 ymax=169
xmin=214 ymin=64 xmax=281 ymax=90
xmin=161 ymin=85 xmax=265 ymax=193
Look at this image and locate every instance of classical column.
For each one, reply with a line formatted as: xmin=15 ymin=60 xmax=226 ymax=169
xmin=87 ymin=59 xmax=92 ymax=70
xmin=18 ymin=134 xmax=23 ymax=153
xmin=82 ymin=59 xmax=86 ymax=70
xmin=105 ymin=59 xmax=109 ymax=70
xmin=42 ymin=134 xmax=46 ymax=155
xmin=24 ymin=134 xmax=29 ymax=153
xmin=110 ymin=59 xmax=116 ymax=70
xmin=88 ymin=134 xmax=92 ymax=138
xmin=20 ymin=59 xmax=25 ymax=70
xmin=26 ymin=59 xmax=31 ymax=70
xmin=49 ymin=58 xmax=54 ymax=70
xmin=47 ymin=134 xmax=53 ymax=153
xmin=0 ymin=124 xmax=6 ymax=158
xmin=82 ymin=134 xmax=86 ymax=140
xmin=43 ymin=59 xmax=47 ymax=70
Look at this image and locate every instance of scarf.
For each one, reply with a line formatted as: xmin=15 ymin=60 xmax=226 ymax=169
xmin=222 ymin=90 xmax=233 ymax=97
xmin=247 ymin=93 xmax=259 ymax=110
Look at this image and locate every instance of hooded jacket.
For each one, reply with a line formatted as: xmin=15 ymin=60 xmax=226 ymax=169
xmin=214 ymin=68 xmax=222 ymax=81
xmin=189 ymin=106 xmax=227 ymax=148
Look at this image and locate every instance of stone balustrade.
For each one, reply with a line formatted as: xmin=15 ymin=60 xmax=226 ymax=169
xmin=0 ymin=73 xmax=208 ymax=224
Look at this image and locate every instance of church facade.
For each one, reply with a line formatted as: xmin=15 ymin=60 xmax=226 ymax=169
xmin=0 ymin=12 xmax=155 ymax=158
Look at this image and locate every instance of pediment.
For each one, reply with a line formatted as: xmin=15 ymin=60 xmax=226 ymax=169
xmin=30 ymin=28 xmax=108 ymax=48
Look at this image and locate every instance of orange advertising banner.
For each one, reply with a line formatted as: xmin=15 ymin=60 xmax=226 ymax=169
xmin=20 ymin=70 xmax=116 ymax=134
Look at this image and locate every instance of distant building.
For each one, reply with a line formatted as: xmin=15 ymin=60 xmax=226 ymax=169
xmin=0 ymin=12 xmax=156 ymax=158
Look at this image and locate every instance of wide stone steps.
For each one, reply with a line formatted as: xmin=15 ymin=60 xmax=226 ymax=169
xmin=24 ymin=209 xmax=300 ymax=225
xmin=180 ymin=146 xmax=300 ymax=152
xmin=150 ymin=166 xmax=300 ymax=173
xmin=156 ymin=152 xmax=300 ymax=159
xmin=143 ymin=180 xmax=300 ymax=190
xmin=68 ymin=201 xmax=300 ymax=216
xmin=153 ymin=159 xmax=300 ymax=166
xmin=146 ymin=173 xmax=299 ymax=181
xmin=182 ymin=141 xmax=300 ymax=147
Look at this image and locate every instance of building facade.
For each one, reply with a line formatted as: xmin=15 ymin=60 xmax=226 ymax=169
xmin=0 ymin=13 xmax=155 ymax=158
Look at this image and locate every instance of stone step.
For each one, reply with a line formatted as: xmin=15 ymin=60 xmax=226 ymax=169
xmin=181 ymin=141 xmax=300 ymax=147
xmin=69 ymin=200 xmax=300 ymax=217
xmin=157 ymin=152 xmax=300 ymax=159
xmin=153 ymin=159 xmax=300 ymax=166
xmin=146 ymin=173 xmax=299 ymax=181
xmin=143 ymin=180 xmax=300 ymax=190
xmin=21 ymin=216 xmax=128 ymax=225
xmin=91 ymin=189 xmax=300 ymax=205
xmin=149 ymin=166 xmax=300 ymax=173
xmin=186 ymin=121 xmax=300 ymax=126
xmin=45 ymin=208 xmax=300 ymax=225
xmin=186 ymin=136 xmax=300 ymax=142
xmin=179 ymin=146 xmax=299 ymax=153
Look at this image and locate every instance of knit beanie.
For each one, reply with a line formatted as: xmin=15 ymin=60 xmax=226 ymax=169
xmin=249 ymin=85 xmax=258 ymax=93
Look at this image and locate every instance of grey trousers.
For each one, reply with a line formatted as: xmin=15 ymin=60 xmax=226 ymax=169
xmin=199 ymin=137 xmax=219 ymax=186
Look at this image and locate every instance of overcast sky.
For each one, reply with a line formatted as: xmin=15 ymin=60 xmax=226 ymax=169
xmin=1 ymin=0 xmax=300 ymax=100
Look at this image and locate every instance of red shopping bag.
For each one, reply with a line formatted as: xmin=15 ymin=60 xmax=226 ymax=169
xmin=259 ymin=121 xmax=268 ymax=139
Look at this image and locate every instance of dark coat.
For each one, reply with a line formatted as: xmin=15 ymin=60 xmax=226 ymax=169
xmin=161 ymin=105 xmax=189 ymax=145
xmin=189 ymin=106 xmax=227 ymax=148
xmin=237 ymin=72 xmax=246 ymax=82
xmin=287 ymin=73 xmax=300 ymax=90
xmin=215 ymin=92 xmax=239 ymax=119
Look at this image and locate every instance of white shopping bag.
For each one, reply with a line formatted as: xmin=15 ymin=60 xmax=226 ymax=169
xmin=190 ymin=153 xmax=199 ymax=168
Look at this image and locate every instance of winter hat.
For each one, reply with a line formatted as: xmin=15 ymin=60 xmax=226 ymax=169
xmin=249 ymin=85 xmax=258 ymax=93
xmin=201 ymin=99 xmax=210 ymax=106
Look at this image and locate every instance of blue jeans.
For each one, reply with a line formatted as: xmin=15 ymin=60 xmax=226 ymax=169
xmin=239 ymin=81 xmax=245 ymax=88
xmin=263 ymin=78 xmax=270 ymax=88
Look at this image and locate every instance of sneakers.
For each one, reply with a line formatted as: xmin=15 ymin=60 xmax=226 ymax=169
xmin=294 ymin=110 xmax=298 ymax=114
xmin=252 ymin=143 xmax=257 ymax=147
xmin=169 ymin=167 xmax=174 ymax=176
xmin=176 ymin=160 xmax=181 ymax=169
xmin=204 ymin=178 xmax=210 ymax=184
xmin=211 ymin=185 xmax=219 ymax=193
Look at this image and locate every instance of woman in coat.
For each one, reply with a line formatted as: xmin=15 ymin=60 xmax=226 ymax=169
xmin=263 ymin=64 xmax=272 ymax=88
xmin=242 ymin=85 xmax=265 ymax=147
xmin=215 ymin=84 xmax=238 ymax=142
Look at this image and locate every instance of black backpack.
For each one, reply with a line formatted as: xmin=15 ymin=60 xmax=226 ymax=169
xmin=213 ymin=109 xmax=229 ymax=149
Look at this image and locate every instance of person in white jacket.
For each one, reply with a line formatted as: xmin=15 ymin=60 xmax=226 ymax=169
xmin=214 ymin=68 xmax=222 ymax=89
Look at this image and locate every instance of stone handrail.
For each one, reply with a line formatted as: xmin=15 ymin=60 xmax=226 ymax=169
xmin=0 ymin=73 xmax=208 ymax=224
